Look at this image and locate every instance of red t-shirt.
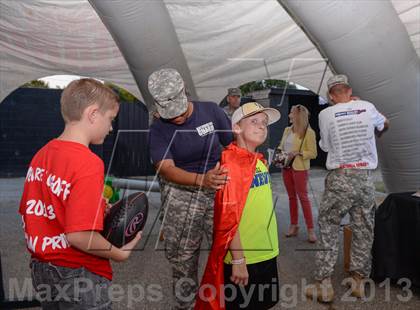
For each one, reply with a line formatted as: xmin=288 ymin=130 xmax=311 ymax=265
xmin=19 ymin=139 xmax=112 ymax=280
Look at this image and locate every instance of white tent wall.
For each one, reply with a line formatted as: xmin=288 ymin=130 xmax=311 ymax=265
xmin=0 ymin=0 xmax=418 ymax=103
xmin=1 ymin=0 xmax=418 ymax=104
xmin=281 ymin=0 xmax=420 ymax=193
xmin=0 ymin=0 xmax=142 ymax=101
xmin=0 ymin=0 xmax=419 ymax=192
xmin=392 ymin=0 xmax=420 ymax=57
xmin=0 ymin=0 xmax=339 ymax=104
xmin=88 ymin=0 xmax=198 ymax=106
xmin=91 ymin=0 xmax=335 ymax=105
xmin=162 ymin=0 xmax=333 ymax=101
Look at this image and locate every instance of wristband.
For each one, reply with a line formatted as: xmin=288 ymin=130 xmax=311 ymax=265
xmin=231 ymin=257 xmax=246 ymax=265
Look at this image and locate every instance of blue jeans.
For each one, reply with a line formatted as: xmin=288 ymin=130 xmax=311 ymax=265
xmin=30 ymin=259 xmax=112 ymax=309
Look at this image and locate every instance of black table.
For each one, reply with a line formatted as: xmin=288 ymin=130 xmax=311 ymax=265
xmin=372 ymin=192 xmax=420 ymax=287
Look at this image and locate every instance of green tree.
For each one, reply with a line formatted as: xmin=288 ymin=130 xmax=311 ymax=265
xmin=21 ymin=80 xmax=49 ymax=88
xmin=239 ymin=79 xmax=296 ymax=96
xmin=105 ymin=82 xmax=137 ymax=103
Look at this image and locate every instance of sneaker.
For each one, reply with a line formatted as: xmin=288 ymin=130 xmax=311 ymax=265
xmin=305 ymin=278 xmax=334 ymax=303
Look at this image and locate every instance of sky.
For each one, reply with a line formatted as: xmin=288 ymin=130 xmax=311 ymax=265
xmin=39 ymin=75 xmax=308 ymax=90
xmin=37 ymin=74 xmax=325 ymax=104
xmin=39 ymin=75 xmax=90 ymax=89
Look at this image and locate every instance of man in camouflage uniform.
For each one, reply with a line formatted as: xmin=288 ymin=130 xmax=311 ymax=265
xmin=148 ymin=68 xmax=233 ymax=309
xmin=223 ymin=87 xmax=241 ymax=118
xmin=160 ymin=179 xmax=214 ymax=308
xmin=306 ymin=74 xmax=389 ymax=303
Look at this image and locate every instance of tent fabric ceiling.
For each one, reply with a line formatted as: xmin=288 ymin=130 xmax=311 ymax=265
xmin=0 ymin=0 xmax=418 ymax=104
xmin=0 ymin=0 xmax=139 ymax=102
xmin=1 ymin=0 xmax=419 ymax=193
xmin=391 ymin=0 xmax=420 ymax=55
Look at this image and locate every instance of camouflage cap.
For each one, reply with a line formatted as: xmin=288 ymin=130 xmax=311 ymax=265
xmin=227 ymin=87 xmax=241 ymax=96
xmin=327 ymin=74 xmax=350 ymax=92
xmin=148 ymin=68 xmax=188 ymax=119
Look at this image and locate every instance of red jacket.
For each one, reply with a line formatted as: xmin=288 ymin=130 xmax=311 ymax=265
xmin=195 ymin=142 xmax=264 ymax=310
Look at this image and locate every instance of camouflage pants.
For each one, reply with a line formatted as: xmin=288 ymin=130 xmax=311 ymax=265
xmin=160 ymin=179 xmax=215 ymax=310
xmin=315 ymin=169 xmax=376 ymax=280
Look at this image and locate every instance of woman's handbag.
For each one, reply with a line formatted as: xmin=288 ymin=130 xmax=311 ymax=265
xmin=273 ymin=149 xmax=293 ymax=169
xmin=273 ymin=126 xmax=308 ymax=169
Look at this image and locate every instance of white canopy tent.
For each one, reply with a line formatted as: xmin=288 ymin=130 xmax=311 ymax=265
xmin=0 ymin=0 xmax=419 ymax=192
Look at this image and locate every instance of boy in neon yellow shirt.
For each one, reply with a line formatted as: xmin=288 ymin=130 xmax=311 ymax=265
xmin=196 ymin=102 xmax=281 ymax=310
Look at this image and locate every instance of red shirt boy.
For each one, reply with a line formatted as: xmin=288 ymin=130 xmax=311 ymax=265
xmin=20 ymin=139 xmax=112 ymax=279
xmin=19 ymin=78 xmax=141 ymax=308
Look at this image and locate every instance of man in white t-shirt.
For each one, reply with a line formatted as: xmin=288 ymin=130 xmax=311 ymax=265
xmin=306 ymin=74 xmax=389 ymax=303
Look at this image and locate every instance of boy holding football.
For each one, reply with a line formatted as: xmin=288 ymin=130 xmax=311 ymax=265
xmin=19 ymin=78 xmax=141 ymax=309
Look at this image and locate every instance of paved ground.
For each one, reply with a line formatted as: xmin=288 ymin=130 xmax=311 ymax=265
xmin=1 ymin=168 xmax=419 ymax=309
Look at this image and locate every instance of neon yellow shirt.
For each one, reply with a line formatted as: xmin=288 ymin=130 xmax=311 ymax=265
xmin=224 ymin=160 xmax=279 ymax=264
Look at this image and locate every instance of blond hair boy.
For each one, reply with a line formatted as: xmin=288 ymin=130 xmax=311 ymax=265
xmin=19 ymin=78 xmax=141 ymax=309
